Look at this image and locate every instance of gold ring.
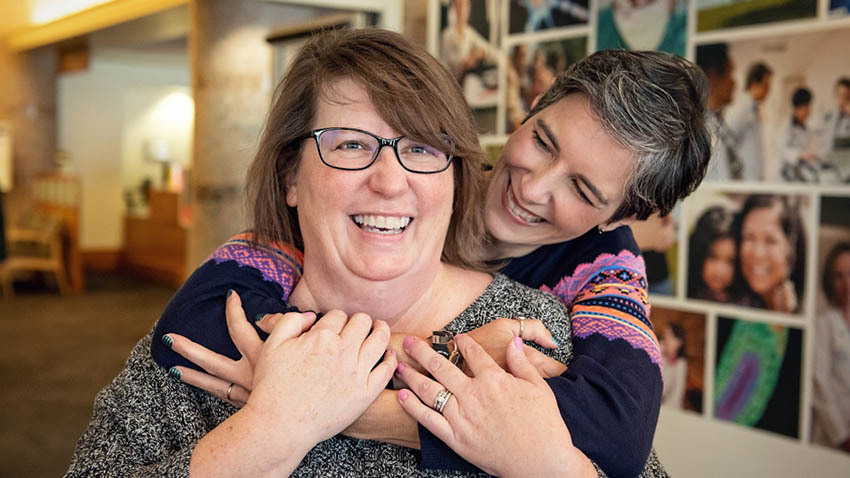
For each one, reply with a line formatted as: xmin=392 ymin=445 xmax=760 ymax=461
xmin=515 ymin=317 xmax=526 ymax=338
xmin=226 ymin=383 xmax=234 ymax=401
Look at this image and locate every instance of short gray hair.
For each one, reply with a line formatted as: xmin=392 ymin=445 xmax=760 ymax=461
xmin=526 ymin=49 xmax=711 ymax=222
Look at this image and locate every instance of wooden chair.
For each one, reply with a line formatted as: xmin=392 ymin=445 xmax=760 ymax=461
xmin=1 ymin=211 xmax=70 ymax=297
xmin=0 ymin=172 xmax=81 ymax=298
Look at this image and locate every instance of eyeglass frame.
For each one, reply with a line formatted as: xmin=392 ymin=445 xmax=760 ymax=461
xmin=296 ymin=127 xmax=455 ymax=174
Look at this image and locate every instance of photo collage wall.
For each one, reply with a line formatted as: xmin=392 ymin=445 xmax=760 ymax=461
xmin=429 ymin=0 xmax=850 ymax=456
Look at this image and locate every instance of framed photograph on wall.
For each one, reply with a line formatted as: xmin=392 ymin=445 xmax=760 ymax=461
xmin=653 ymin=306 xmax=707 ymax=413
xmin=811 ymin=194 xmax=850 ymax=454
xmin=437 ymin=0 xmax=503 ymax=134
xmin=504 ymin=36 xmax=586 ymax=133
xmin=595 ymin=0 xmax=687 ymax=56
xmin=696 ymin=0 xmax=817 ymax=33
xmin=507 ymin=0 xmax=589 ymax=35
xmin=697 ymin=27 xmax=850 ymax=183
xmin=685 ymin=189 xmax=810 ymax=316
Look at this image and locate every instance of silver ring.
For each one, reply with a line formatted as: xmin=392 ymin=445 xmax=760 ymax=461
xmin=515 ymin=317 xmax=526 ymax=338
xmin=226 ymin=383 xmax=234 ymax=401
xmin=433 ymin=388 xmax=453 ymax=414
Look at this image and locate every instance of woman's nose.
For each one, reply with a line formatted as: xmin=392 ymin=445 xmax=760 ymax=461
xmin=518 ymin=169 xmax=553 ymax=205
xmin=367 ymin=146 xmax=408 ymax=196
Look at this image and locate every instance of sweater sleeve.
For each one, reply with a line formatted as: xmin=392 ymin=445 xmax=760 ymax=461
xmin=543 ymin=251 xmax=662 ymax=477
xmin=151 ymin=233 xmax=303 ymax=371
xmin=419 ymin=251 xmax=663 ymax=478
xmin=66 ymin=333 xmax=229 ymax=478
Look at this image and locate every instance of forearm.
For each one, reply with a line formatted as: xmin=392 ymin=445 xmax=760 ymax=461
xmin=343 ymin=390 xmax=420 ymax=449
xmin=190 ymin=406 xmax=311 ymax=477
xmin=506 ymin=446 xmax=596 ymax=478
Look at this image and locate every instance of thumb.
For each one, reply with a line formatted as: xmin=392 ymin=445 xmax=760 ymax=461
xmin=506 ymin=337 xmax=546 ymax=386
xmin=265 ymin=311 xmax=317 ymax=349
xmin=257 ymin=310 xmax=316 ymax=335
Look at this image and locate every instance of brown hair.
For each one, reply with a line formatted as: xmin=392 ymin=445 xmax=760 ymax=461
xmin=245 ymin=28 xmax=487 ymax=269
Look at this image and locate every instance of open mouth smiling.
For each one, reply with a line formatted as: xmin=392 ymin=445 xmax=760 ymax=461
xmin=351 ymin=214 xmax=413 ymax=235
xmin=505 ymin=179 xmax=545 ymax=225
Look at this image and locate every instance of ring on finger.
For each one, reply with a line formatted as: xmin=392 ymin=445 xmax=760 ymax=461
xmin=226 ymin=383 xmax=234 ymax=401
xmin=433 ymin=388 xmax=453 ymax=414
xmin=514 ymin=317 xmax=527 ymax=338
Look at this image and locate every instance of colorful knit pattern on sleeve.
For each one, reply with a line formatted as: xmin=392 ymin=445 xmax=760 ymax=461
xmin=497 ymin=226 xmax=663 ymax=477
xmin=209 ymin=232 xmax=304 ymax=301
xmin=543 ymin=250 xmax=661 ymax=367
xmin=151 ymin=233 xmax=303 ymax=372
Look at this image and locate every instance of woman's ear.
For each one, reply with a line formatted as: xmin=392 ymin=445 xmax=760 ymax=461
xmin=601 ymin=214 xmax=639 ymax=233
xmin=285 ymin=173 xmax=298 ymax=207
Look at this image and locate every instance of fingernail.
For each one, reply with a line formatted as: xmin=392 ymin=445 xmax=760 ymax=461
xmin=161 ymin=334 xmax=173 ymax=348
xmin=168 ymin=367 xmax=181 ymax=380
xmin=552 ymin=337 xmax=560 ymax=348
xmin=227 ymin=289 xmax=234 ymax=298
xmin=398 ymin=389 xmax=409 ymax=401
xmin=513 ymin=336 xmax=523 ymax=350
xmin=254 ymin=313 xmax=266 ymax=323
xmin=302 ymin=311 xmax=316 ymax=319
xmin=402 ymin=336 xmax=415 ymax=350
xmin=396 ymin=362 xmax=406 ymax=373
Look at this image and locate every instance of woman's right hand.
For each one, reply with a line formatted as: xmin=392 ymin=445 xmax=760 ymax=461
xmin=246 ymin=305 xmax=397 ymax=446
xmin=190 ymin=294 xmax=397 ymax=476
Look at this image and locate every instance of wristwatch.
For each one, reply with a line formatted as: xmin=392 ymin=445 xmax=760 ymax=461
xmin=431 ymin=330 xmax=462 ymax=367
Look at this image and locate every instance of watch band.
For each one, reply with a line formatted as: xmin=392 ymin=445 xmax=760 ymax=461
xmin=431 ymin=330 xmax=453 ymax=359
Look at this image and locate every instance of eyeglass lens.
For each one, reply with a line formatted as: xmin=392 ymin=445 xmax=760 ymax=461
xmin=318 ymin=129 xmax=449 ymax=172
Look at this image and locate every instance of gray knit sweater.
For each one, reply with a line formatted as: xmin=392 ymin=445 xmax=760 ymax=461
xmin=65 ymin=274 xmax=668 ymax=477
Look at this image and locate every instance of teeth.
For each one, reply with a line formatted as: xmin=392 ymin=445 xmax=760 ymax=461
xmin=506 ymin=186 xmax=543 ymax=224
xmin=352 ymin=215 xmax=412 ymax=234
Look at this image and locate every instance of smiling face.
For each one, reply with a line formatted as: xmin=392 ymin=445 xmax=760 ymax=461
xmin=484 ymin=93 xmax=635 ymax=259
xmin=286 ymin=78 xmax=455 ymax=283
xmin=739 ymin=204 xmax=792 ymax=298
xmin=702 ymin=237 xmax=736 ymax=295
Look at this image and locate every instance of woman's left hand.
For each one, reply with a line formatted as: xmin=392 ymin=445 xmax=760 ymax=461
xmin=164 ymin=293 xmax=296 ymax=407
xmin=395 ymin=334 xmax=596 ymax=478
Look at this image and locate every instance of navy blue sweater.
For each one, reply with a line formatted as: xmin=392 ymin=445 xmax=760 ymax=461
xmin=152 ymin=228 xmax=662 ymax=477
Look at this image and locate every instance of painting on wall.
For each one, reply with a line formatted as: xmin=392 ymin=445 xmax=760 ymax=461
xmin=714 ymin=316 xmax=803 ymax=439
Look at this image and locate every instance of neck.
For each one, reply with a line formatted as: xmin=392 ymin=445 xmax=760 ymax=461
xmin=485 ymin=239 xmax=538 ymax=261
xmin=290 ymin=260 xmax=490 ymax=335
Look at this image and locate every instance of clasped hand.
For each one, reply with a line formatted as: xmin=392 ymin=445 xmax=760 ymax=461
xmin=193 ymin=292 xmax=397 ymax=446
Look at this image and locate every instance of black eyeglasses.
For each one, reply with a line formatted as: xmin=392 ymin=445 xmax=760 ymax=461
xmin=297 ymin=127 xmax=454 ymax=174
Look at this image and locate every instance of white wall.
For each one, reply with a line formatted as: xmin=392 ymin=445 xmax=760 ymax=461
xmin=57 ymin=50 xmax=189 ymax=250
xmin=655 ymin=408 xmax=850 ymax=477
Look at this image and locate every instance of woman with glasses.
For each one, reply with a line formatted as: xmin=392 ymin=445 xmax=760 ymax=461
xmin=68 ymin=29 xmax=709 ymax=477
xmin=153 ymin=46 xmax=710 ymax=477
